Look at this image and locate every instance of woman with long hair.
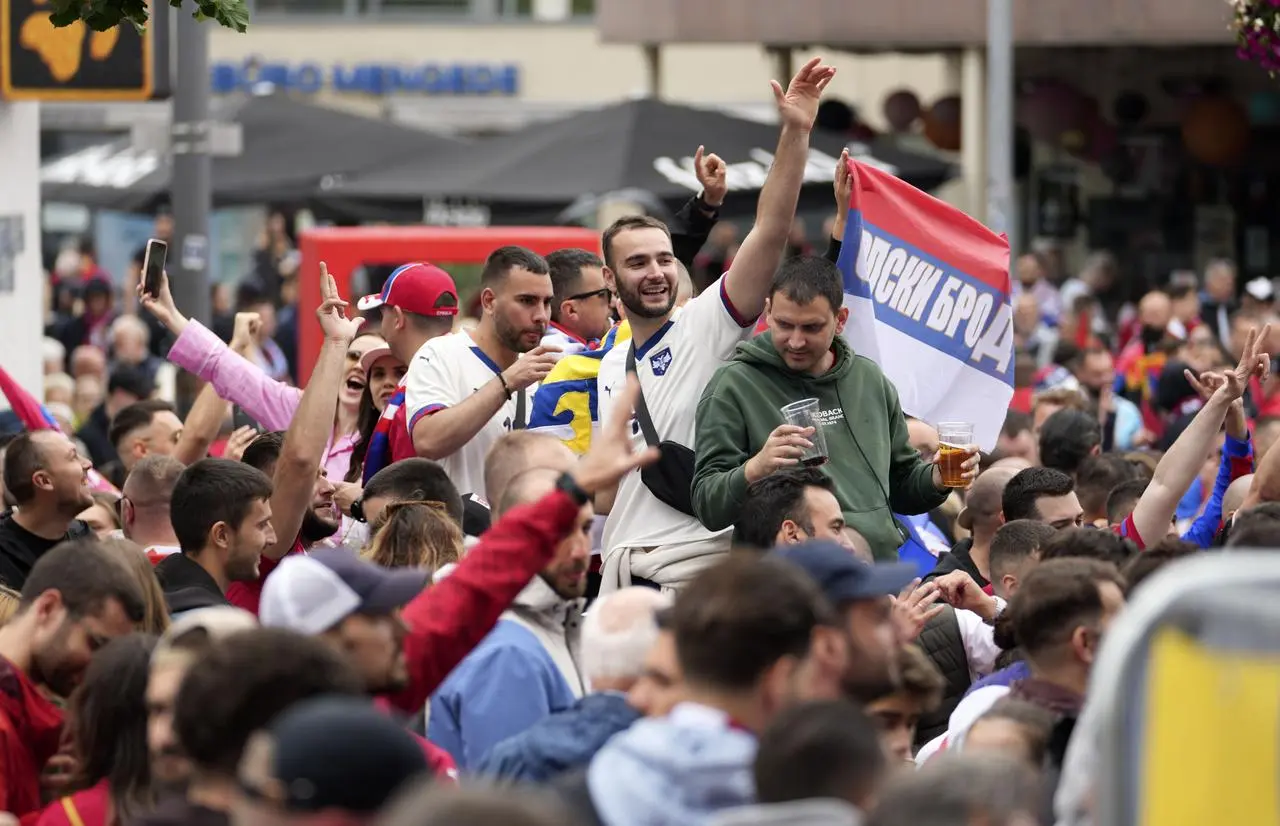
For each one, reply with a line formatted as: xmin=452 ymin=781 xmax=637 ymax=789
xmin=98 ymin=539 xmax=170 ymax=634
xmin=362 ymin=500 xmax=462 ymax=574
xmin=36 ymin=634 xmax=158 ymax=826
xmin=78 ymin=492 xmax=122 ymax=538
xmin=346 ymin=344 xmax=408 ymax=484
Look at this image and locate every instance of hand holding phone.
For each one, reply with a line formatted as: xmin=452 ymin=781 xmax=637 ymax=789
xmin=141 ymin=239 xmax=168 ymax=299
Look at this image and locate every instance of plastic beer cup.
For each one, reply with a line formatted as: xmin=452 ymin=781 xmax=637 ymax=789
xmin=780 ymin=398 xmax=829 ymax=467
xmin=936 ymin=422 xmax=974 ymax=489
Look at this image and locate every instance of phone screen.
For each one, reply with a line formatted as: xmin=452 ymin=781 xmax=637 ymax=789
xmin=142 ymin=239 xmax=168 ymax=298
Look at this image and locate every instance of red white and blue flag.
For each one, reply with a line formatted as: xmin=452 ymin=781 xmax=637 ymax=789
xmin=837 ymin=160 xmax=1014 ymax=450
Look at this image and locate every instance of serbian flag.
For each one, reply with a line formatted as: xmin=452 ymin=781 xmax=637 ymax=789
xmin=0 ymin=365 xmax=120 ymax=495
xmin=836 ymin=160 xmax=1013 ymax=450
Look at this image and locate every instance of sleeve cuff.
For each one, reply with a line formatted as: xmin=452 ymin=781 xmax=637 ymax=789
xmin=408 ymin=404 xmax=446 ymax=433
xmin=166 ymin=320 xmax=219 ymax=373
xmin=718 ymin=277 xmax=758 ymax=329
xmin=1224 ymin=433 xmax=1253 ymax=457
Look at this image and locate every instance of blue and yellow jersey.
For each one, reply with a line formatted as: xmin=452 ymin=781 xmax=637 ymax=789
xmin=528 ymin=321 xmax=632 ymax=455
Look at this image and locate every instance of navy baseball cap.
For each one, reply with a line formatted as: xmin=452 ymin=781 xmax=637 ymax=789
xmin=772 ymin=540 xmax=918 ymax=604
xmin=260 ymin=547 xmax=428 ymax=635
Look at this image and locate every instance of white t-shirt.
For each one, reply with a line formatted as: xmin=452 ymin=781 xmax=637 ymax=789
xmin=404 ymin=330 xmax=535 ymax=498
xmin=597 ymin=275 xmax=757 ymax=553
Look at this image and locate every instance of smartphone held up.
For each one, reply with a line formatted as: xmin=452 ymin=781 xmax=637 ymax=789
xmin=141 ymin=239 xmax=168 ymax=299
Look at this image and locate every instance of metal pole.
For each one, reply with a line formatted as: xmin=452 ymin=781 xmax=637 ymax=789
xmin=985 ymin=0 xmax=1016 ymax=252
xmin=170 ymin=11 xmax=212 ymax=333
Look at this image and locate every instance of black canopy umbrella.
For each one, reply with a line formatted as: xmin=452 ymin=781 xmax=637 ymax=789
xmin=325 ymin=98 xmax=956 ymax=216
xmin=41 ymin=94 xmax=460 ymax=212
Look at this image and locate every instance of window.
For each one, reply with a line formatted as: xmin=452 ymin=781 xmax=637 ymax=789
xmin=500 ymin=0 xmax=595 ymax=17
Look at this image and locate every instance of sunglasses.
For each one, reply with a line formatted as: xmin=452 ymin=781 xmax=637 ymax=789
xmin=566 ymin=287 xmax=612 ymax=303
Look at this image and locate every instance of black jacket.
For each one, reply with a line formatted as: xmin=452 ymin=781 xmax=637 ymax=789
xmin=154 ymin=553 xmax=228 ymax=615
xmin=75 ymin=405 xmax=117 ymax=470
xmin=914 ymin=606 xmax=971 ymax=748
xmin=923 ymin=539 xmax=990 ymax=590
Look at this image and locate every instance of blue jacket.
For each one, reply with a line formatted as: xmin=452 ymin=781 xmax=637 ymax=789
xmin=474 ymin=692 xmax=640 ymax=784
xmin=1180 ymin=432 xmax=1252 ymax=549
xmin=587 ymin=703 xmax=758 ymax=826
xmin=428 ymin=574 xmax=585 ymax=771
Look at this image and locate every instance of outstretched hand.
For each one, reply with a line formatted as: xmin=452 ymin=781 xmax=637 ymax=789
xmin=834 ymin=147 xmax=852 ymax=218
xmin=694 ymin=144 xmax=728 ymax=207
xmin=771 ymin=56 xmax=837 ymax=131
xmin=136 ymin=267 xmax=188 ymax=335
xmin=1190 ymin=322 xmax=1272 ymax=403
xmin=573 ymin=377 xmax=659 ymax=496
xmin=316 ymin=262 xmax=365 ymax=343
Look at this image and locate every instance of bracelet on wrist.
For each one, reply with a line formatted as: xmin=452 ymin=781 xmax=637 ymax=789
xmin=556 ymin=473 xmax=590 ymax=506
xmin=497 ymin=372 xmax=514 ymax=400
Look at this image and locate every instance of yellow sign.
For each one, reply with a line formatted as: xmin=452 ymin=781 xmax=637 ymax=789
xmin=1140 ymin=627 xmax=1280 ymax=826
xmin=1 ymin=0 xmax=151 ymax=100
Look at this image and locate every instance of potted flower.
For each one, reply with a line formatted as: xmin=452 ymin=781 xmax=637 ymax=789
xmin=1232 ymin=0 xmax=1280 ymax=74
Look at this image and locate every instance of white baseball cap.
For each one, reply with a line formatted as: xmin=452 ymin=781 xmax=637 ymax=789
xmin=260 ymin=548 xmax=428 ymax=636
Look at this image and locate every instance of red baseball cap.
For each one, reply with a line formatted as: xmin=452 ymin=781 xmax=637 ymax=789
xmin=357 ymin=263 xmax=458 ymax=317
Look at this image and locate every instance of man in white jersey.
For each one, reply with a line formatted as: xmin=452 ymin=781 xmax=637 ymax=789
xmin=406 ymin=246 xmax=558 ymax=498
xmin=594 ymin=57 xmax=838 ymax=593
xmin=543 ymin=249 xmax=613 ymax=356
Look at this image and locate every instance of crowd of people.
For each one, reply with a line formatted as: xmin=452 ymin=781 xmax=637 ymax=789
xmin=0 ymin=53 xmax=1271 ymax=826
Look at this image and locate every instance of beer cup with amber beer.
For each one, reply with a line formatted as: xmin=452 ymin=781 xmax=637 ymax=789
xmin=936 ymin=422 xmax=974 ymax=489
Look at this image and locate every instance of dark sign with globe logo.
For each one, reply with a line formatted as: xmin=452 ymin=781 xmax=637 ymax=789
xmin=1 ymin=0 xmax=152 ymax=100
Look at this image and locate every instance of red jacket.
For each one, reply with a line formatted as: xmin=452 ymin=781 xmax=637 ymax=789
xmin=35 ymin=780 xmax=108 ymax=826
xmin=0 ymin=657 xmax=64 ymax=822
xmin=384 ymin=488 xmax=583 ymax=714
xmin=228 ymin=540 xmax=304 ymax=616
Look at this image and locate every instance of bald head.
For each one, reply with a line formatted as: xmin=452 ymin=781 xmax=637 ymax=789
xmin=1224 ymin=475 xmax=1254 ymax=522
xmin=965 ymin=466 xmax=1019 ymax=539
xmin=1138 ymin=291 xmax=1172 ymax=329
xmin=496 ymin=467 xmax=563 ymax=517
xmin=483 ymin=432 xmax=575 ymax=511
xmin=582 ymin=587 xmax=672 ymax=688
xmin=122 ymin=454 xmax=184 ymax=544
xmin=991 ymin=456 xmax=1033 ymax=473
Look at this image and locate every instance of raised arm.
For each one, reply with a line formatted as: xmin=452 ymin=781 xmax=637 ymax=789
xmin=823 ymin=148 xmax=852 ymax=263
xmin=172 ymin=381 xmax=230 ymax=466
xmin=1133 ymin=328 xmax=1269 ymax=545
xmin=264 ymin=265 xmax=361 ymax=560
xmin=722 ymin=57 xmax=836 ymax=318
xmin=669 ymin=146 xmax=727 ymax=268
xmin=139 ymin=274 xmax=301 ymax=431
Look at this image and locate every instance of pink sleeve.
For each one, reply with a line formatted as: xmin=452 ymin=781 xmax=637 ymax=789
xmin=167 ymin=321 xmax=302 ymax=432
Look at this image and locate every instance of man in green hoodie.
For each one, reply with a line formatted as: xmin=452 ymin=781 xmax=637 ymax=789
xmin=692 ymin=255 xmax=978 ymax=559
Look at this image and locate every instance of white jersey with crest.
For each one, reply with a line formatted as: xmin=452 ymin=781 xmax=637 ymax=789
xmin=404 ymin=329 xmax=536 ymax=499
xmin=597 ymin=274 xmax=757 ymax=553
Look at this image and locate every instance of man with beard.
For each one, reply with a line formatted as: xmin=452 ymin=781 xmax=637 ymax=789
xmin=0 ymin=430 xmax=95 ymax=590
xmin=594 ymin=58 xmax=838 ymax=593
xmin=408 ymin=246 xmax=557 ymax=499
xmin=773 ymin=540 xmax=919 ymax=702
xmin=0 ymin=540 xmax=143 ymax=819
xmin=259 ymin=548 xmax=458 ymax=779
xmin=427 ymin=466 xmax=593 ymax=770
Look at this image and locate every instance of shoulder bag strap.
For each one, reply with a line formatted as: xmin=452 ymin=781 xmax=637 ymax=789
xmin=625 ymin=344 xmax=661 ymax=447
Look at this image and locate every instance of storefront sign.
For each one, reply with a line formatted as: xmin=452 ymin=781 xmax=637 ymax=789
xmin=209 ymin=60 xmax=519 ymax=97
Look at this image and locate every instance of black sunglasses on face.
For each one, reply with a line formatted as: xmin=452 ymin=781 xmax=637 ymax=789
xmin=566 ymin=287 xmax=612 ymax=303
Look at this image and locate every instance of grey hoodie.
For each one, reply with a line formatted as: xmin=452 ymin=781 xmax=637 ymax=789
xmin=588 ymin=703 xmax=758 ymax=826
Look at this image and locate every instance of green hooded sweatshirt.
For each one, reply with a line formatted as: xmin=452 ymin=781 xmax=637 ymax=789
xmin=692 ymin=332 xmax=948 ymax=559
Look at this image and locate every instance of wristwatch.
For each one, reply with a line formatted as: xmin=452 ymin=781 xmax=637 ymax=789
xmin=556 ymin=473 xmax=590 ymax=506
xmin=350 ymin=497 xmax=366 ymax=524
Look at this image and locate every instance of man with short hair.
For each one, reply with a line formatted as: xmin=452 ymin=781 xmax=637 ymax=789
xmin=157 ymin=458 xmax=277 ymax=614
xmin=76 ymin=364 xmax=154 ymax=469
xmin=734 ymin=468 xmax=861 ymax=554
xmin=865 ymin=646 xmax=946 ymax=766
xmin=0 ymin=540 xmax=144 ymax=818
xmin=695 ymin=255 xmax=972 ymax=560
xmin=427 ymin=467 xmax=592 ymax=769
xmin=925 ymin=466 xmax=1019 ymax=589
xmin=360 ymin=263 xmax=460 ymax=476
xmin=408 ymin=247 xmax=557 ymax=497
xmin=0 ymin=430 xmax=94 ymax=589
xmin=596 ymin=58 xmax=838 ymax=593
xmin=567 ymin=553 xmax=849 ymax=824
xmin=1005 ymin=558 xmax=1125 ymax=718
xmin=108 ymin=399 xmax=185 ymax=476
xmin=1001 ymin=467 xmax=1083 ymax=529
xmin=987 ymin=519 xmax=1055 ymax=601
xmin=545 ymin=249 xmax=613 ymax=354
xmin=1038 ymin=408 xmax=1102 ymax=480
xmin=122 ymin=454 xmax=186 ymax=562
xmin=152 ymin=629 xmax=366 ymax=826
xmin=355 ymin=457 xmax=464 ymax=531
xmin=475 ymin=587 xmax=672 ymax=782
xmin=232 ymin=696 xmax=428 ymax=826
xmin=625 ymin=607 xmax=684 ymax=718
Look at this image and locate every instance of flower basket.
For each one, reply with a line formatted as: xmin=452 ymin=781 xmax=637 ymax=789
xmin=1232 ymin=0 xmax=1280 ymax=75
